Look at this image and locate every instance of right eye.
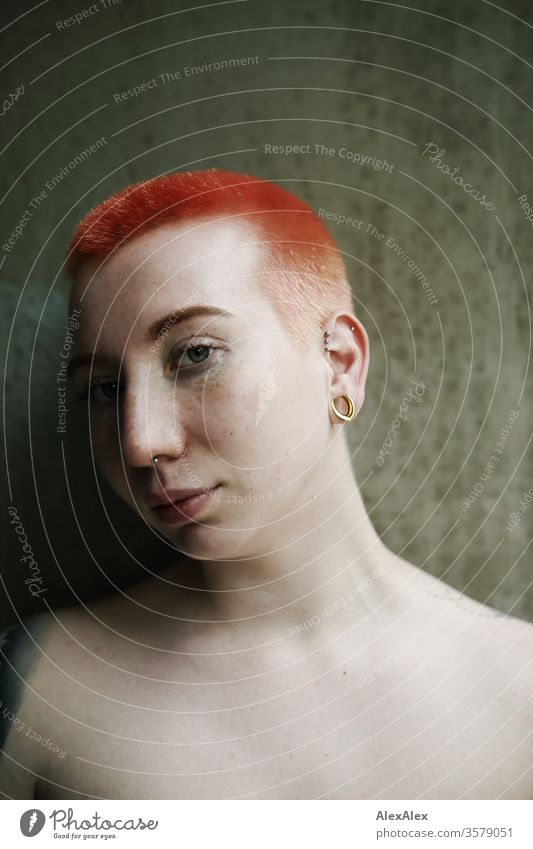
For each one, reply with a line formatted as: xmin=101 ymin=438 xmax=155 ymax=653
xmin=92 ymin=381 xmax=121 ymax=402
xmin=78 ymin=379 xmax=122 ymax=404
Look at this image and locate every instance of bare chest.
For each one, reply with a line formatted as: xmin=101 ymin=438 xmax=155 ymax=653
xmin=38 ymin=649 xmax=531 ymax=800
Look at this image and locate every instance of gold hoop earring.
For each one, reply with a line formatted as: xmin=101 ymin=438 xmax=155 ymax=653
xmin=331 ymin=394 xmax=356 ymax=422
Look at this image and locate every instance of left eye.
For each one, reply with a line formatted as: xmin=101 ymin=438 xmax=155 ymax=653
xmin=174 ymin=344 xmax=217 ymax=370
xmin=185 ymin=345 xmax=211 ymax=364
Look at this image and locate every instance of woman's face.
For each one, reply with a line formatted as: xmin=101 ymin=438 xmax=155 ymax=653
xmin=69 ymin=218 xmax=338 ymax=559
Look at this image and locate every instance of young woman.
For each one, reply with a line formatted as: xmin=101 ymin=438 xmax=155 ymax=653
xmin=1 ymin=170 xmax=532 ymax=800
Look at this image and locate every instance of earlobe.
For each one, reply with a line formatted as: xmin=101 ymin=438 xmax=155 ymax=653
xmin=330 ymin=394 xmax=357 ymax=423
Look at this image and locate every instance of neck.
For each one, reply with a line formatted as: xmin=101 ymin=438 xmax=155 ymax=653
xmin=154 ymin=445 xmax=394 ymax=638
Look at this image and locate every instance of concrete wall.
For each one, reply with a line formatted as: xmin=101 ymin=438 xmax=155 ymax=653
xmin=2 ymin=0 xmax=532 ymax=625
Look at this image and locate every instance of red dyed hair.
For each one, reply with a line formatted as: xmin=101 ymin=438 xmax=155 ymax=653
xmin=65 ymin=169 xmax=353 ymax=346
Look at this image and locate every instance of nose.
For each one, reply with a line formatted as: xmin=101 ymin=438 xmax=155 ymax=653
xmin=119 ymin=379 xmax=186 ymax=469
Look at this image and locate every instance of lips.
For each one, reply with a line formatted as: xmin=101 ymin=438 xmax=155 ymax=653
xmin=147 ymin=486 xmax=220 ymax=525
xmin=146 ymin=488 xmax=214 ymax=507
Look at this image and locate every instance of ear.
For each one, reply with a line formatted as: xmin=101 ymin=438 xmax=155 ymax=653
xmin=323 ymin=312 xmax=370 ymax=422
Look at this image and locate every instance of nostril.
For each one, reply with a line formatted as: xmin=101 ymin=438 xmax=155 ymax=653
xmin=117 ymin=385 xmax=188 ymax=469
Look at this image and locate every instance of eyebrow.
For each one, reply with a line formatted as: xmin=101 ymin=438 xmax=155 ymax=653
xmin=67 ymin=353 xmax=118 ymax=377
xmin=67 ymin=305 xmax=234 ymax=377
xmin=148 ymin=305 xmax=234 ymax=341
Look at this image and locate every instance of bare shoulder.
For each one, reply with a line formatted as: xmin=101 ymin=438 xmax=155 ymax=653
xmin=414 ymin=562 xmax=531 ymax=633
xmin=388 ymin=552 xmax=533 ymax=670
xmin=0 ymin=596 xmax=132 ymax=799
xmin=398 ymin=558 xmax=533 ymax=696
xmin=0 ymin=612 xmax=56 ymax=798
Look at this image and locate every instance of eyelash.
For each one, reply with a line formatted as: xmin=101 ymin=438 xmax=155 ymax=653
xmin=77 ymin=341 xmax=221 ymax=403
xmin=170 ymin=340 xmax=220 ymax=373
xmin=77 ymin=376 xmax=119 ymax=403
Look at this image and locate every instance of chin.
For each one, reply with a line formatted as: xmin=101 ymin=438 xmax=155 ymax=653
xmin=165 ymin=524 xmax=255 ymax=562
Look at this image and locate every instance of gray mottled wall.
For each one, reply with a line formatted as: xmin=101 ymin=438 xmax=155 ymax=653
xmin=2 ymin=0 xmax=532 ymax=626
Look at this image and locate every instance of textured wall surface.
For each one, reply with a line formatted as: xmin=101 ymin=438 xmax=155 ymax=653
xmin=2 ymin=0 xmax=532 ymax=625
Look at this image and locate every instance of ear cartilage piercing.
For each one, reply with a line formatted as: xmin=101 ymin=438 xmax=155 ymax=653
xmin=350 ymin=326 xmax=355 ymax=331
xmin=152 ymin=456 xmax=159 ymax=465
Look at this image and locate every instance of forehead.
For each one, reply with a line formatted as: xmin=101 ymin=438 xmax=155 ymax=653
xmin=69 ymin=217 xmax=275 ymax=335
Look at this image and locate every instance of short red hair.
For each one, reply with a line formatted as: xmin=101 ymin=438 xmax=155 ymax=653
xmin=65 ymin=169 xmax=353 ymax=346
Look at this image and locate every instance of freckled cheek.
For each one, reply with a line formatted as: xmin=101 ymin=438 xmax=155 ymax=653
xmin=202 ymin=363 xmax=255 ymax=419
xmin=200 ymin=368 xmax=276 ymax=464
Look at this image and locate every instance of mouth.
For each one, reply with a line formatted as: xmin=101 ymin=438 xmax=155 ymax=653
xmin=148 ymin=486 xmax=221 ymax=525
